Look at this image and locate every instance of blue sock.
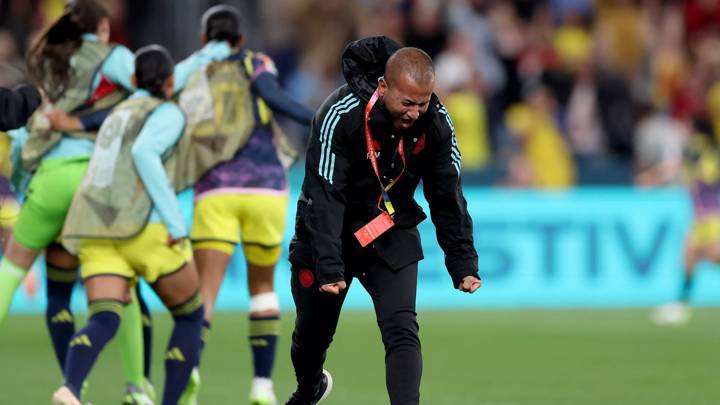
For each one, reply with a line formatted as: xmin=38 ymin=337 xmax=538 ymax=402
xmin=163 ymin=295 xmax=204 ymax=405
xmin=64 ymin=300 xmax=123 ymax=397
xmin=680 ymin=272 xmax=695 ymax=303
xmin=249 ymin=314 xmax=280 ymax=378
xmin=44 ymin=266 xmax=77 ymax=372
xmin=136 ymin=286 xmax=153 ymax=379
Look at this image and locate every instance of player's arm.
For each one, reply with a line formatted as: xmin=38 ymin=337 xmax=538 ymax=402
xmin=131 ymin=103 xmax=187 ymax=240
xmin=45 ymin=106 xmax=113 ymax=132
xmin=45 ymin=45 xmax=135 ymax=132
xmin=422 ymin=104 xmax=480 ymax=292
xmin=172 ymin=41 xmax=232 ymax=93
xmin=100 ymin=45 xmax=135 ymax=90
xmin=302 ymin=98 xmax=356 ymax=290
xmin=249 ymin=53 xmax=314 ymax=126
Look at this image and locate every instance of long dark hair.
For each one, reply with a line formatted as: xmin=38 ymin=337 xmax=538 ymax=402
xmin=201 ymin=5 xmax=242 ymax=46
xmin=134 ymin=45 xmax=174 ymax=100
xmin=27 ymin=0 xmax=109 ymax=102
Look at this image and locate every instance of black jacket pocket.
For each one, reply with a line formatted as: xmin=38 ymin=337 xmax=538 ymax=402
xmin=373 ymin=227 xmax=424 ymax=271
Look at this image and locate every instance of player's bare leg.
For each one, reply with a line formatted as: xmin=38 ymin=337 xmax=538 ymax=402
xmin=194 ymin=248 xmax=232 ymax=322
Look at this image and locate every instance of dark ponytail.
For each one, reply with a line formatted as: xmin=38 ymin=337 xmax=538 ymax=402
xmin=27 ymin=0 xmax=109 ymax=102
xmin=201 ymin=5 xmax=242 ymax=46
xmin=134 ymin=45 xmax=175 ymax=100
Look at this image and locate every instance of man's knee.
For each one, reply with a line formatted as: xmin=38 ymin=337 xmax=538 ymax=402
xmin=292 ymin=321 xmax=335 ymax=353
xmin=378 ymin=311 xmax=420 ymax=350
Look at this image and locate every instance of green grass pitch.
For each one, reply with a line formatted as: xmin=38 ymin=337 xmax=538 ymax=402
xmin=1 ymin=309 xmax=718 ymax=404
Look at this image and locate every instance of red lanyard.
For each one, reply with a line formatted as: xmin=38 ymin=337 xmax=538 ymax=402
xmin=364 ymin=89 xmax=406 ymax=216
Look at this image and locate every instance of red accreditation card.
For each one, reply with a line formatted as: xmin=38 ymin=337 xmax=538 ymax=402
xmin=354 ymin=211 xmax=395 ymax=247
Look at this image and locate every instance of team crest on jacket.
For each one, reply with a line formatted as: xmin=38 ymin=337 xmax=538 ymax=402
xmin=299 ymin=268 xmax=315 ymax=288
xmin=413 ymin=134 xmax=426 ymax=154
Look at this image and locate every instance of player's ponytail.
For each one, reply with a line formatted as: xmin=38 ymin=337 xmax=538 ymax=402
xmin=134 ymin=45 xmax=175 ymax=100
xmin=27 ymin=0 xmax=110 ymax=102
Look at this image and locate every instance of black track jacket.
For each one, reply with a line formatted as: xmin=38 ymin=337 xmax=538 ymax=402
xmin=289 ymin=36 xmax=479 ymax=288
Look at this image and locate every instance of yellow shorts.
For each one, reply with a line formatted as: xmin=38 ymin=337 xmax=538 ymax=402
xmin=79 ymin=223 xmax=193 ymax=283
xmin=0 ymin=198 xmax=19 ymax=228
xmin=191 ymin=193 xmax=288 ymax=266
xmin=0 ymin=198 xmax=18 ymax=249
xmin=691 ymin=216 xmax=720 ymax=247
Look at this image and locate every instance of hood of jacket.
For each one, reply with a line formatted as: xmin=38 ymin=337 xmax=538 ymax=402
xmin=341 ymin=36 xmax=402 ymax=102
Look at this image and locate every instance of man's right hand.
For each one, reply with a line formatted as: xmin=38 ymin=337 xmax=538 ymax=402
xmin=458 ymin=276 xmax=481 ymax=293
xmin=319 ymin=280 xmax=347 ymax=295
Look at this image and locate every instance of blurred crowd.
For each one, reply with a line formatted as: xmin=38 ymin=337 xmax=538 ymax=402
xmin=3 ymin=0 xmax=720 ymax=187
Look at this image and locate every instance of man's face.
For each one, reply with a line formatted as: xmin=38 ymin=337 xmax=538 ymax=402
xmin=378 ymin=73 xmax=434 ymax=130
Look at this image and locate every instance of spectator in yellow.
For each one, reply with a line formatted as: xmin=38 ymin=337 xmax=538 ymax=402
xmin=434 ymin=33 xmax=490 ymax=171
xmin=504 ymin=83 xmax=576 ymax=188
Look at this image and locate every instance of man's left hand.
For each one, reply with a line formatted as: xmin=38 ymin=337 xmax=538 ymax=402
xmin=458 ymin=276 xmax=481 ymax=293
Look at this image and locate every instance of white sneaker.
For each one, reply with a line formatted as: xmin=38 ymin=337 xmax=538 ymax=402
xmin=52 ymin=386 xmax=82 ymax=405
xmin=122 ymin=383 xmax=155 ymax=405
xmin=286 ymin=369 xmax=333 ymax=404
xmin=652 ymin=302 xmax=691 ymax=325
xmin=250 ymin=377 xmax=277 ymax=405
xmin=317 ymin=370 xmax=333 ymax=403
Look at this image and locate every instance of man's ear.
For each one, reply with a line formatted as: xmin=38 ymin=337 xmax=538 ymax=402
xmin=377 ymin=76 xmax=388 ymax=97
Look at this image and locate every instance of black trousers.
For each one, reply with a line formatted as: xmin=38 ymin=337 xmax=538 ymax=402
xmin=290 ymin=257 xmax=422 ymax=405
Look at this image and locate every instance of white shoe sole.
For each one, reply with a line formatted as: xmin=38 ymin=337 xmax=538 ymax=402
xmin=651 ymin=303 xmax=691 ymax=326
xmin=318 ymin=369 xmax=333 ymax=403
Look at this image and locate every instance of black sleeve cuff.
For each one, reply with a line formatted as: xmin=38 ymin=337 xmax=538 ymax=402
xmin=450 ymin=270 xmax=481 ymax=290
xmin=16 ymin=84 xmax=41 ymax=122
xmin=316 ymin=269 xmax=346 ymax=286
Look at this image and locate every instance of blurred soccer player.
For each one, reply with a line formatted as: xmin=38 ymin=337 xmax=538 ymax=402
xmin=0 ymin=1 xmax=154 ymax=402
xmin=653 ymin=127 xmax=720 ymax=325
xmin=40 ymin=18 xmax=234 ymax=401
xmin=0 ymin=82 xmax=38 ymax=268
xmin=0 ymin=132 xmax=18 ymax=254
xmin=0 ymin=131 xmax=39 ymax=305
xmin=52 ymin=45 xmax=203 ymax=405
xmin=175 ymin=5 xmax=313 ymax=405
